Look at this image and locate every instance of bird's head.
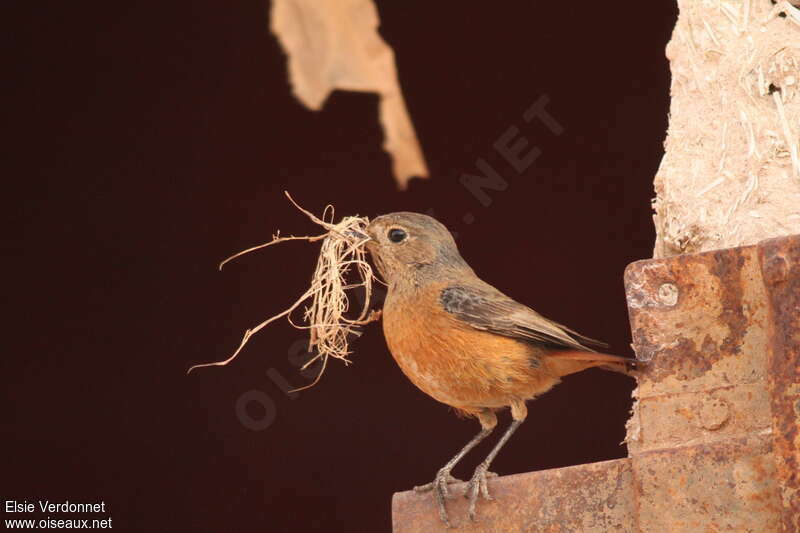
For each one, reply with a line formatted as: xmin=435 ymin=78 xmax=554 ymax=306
xmin=364 ymin=212 xmax=468 ymax=284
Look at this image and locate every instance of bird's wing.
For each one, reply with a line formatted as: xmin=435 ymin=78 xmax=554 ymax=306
xmin=439 ymin=283 xmax=607 ymax=352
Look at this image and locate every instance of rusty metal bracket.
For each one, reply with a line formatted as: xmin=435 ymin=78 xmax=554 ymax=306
xmin=391 ymin=234 xmax=800 ymax=532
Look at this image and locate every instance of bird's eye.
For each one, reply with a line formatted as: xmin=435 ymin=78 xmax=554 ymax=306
xmin=387 ymin=228 xmax=407 ymax=243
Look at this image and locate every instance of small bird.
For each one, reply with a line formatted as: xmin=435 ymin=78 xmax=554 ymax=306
xmin=363 ymin=212 xmax=635 ymax=526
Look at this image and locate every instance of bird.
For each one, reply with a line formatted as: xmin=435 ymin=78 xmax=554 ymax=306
xmin=362 ymin=212 xmax=635 ymax=527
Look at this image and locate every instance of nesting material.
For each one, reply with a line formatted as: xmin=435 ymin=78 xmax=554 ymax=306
xmin=187 ymin=193 xmax=380 ymax=391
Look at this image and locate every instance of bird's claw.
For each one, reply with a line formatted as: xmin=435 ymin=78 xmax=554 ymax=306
xmin=413 ymin=472 xmax=463 ymax=495
xmin=414 ymin=470 xmax=464 ymax=527
xmin=465 ymin=466 xmax=497 ymax=521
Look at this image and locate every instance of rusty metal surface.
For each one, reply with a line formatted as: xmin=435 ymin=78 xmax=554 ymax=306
xmin=631 ymin=382 xmax=772 ymax=452
xmin=624 ymin=244 xmax=769 ymax=398
xmin=623 ymin=242 xmax=773 ymax=454
xmin=631 ymin=435 xmax=781 ymax=533
xmin=392 ymin=458 xmax=636 ymax=533
xmin=624 ymin=233 xmax=800 ymax=532
xmin=393 ymin=234 xmax=800 ymax=532
xmin=759 ymin=235 xmax=800 ymax=532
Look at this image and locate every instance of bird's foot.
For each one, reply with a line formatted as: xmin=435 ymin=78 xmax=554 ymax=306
xmin=464 ymin=465 xmax=497 ymax=521
xmin=414 ymin=469 xmax=464 ymax=527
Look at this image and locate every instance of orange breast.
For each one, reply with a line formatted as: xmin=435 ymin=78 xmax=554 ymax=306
xmin=381 ymin=282 xmax=561 ymax=411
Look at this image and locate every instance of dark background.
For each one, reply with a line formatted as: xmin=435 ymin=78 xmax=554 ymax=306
xmin=5 ymin=1 xmax=676 ymax=531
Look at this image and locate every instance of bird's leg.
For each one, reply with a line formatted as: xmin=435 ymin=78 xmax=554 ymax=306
xmin=414 ymin=409 xmax=497 ymax=527
xmin=465 ymin=400 xmax=528 ymax=521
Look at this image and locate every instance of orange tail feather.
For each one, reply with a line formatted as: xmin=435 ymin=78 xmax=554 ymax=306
xmin=545 ymin=350 xmax=637 ymax=377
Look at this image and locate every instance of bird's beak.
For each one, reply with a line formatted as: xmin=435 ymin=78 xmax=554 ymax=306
xmin=346 ymin=228 xmax=370 ymax=241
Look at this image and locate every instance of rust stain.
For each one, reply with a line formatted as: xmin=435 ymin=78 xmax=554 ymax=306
xmin=632 ymin=435 xmax=782 ymax=533
xmin=624 ymin=261 xmax=680 ymax=312
xmin=392 ymin=459 xmax=636 ymax=532
xmin=625 ymin=245 xmax=768 ymax=390
xmin=676 ymin=396 xmax=730 ymax=431
xmin=710 ymin=250 xmax=748 ymax=356
xmin=758 ymin=235 xmax=800 ymax=532
xmin=623 ymin=236 xmax=795 ymax=529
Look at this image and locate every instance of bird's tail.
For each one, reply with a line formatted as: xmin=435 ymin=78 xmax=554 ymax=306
xmin=546 ymin=350 xmax=638 ymax=377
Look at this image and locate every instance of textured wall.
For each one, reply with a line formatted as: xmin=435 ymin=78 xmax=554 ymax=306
xmin=654 ymin=1 xmax=800 ymax=257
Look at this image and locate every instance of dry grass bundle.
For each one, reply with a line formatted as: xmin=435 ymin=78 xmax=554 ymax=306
xmin=187 ymin=193 xmax=380 ymax=391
